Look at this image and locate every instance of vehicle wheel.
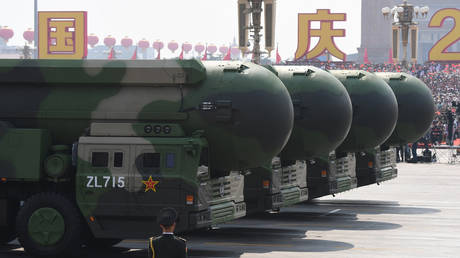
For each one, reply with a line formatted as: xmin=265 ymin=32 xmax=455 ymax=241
xmin=16 ymin=193 xmax=83 ymax=257
xmin=86 ymin=238 xmax=123 ymax=248
xmin=0 ymin=199 xmax=19 ymax=244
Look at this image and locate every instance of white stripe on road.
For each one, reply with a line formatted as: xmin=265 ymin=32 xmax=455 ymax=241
xmin=320 ymin=208 xmax=341 ymax=217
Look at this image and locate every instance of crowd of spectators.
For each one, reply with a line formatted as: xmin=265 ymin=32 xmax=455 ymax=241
xmin=302 ymin=62 xmax=460 ymax=147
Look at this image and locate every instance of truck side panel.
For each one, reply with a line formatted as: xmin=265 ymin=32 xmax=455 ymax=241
xmin=0 ymin=129 xmax=51 ymax=181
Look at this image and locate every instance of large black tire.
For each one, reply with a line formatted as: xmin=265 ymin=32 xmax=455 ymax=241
xmin=16 ymin=193 xmax=83 ymax=257
xmin=0 ymin=199 xmax=19 ymax=244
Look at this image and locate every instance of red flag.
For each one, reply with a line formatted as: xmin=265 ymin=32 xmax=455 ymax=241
xmin=108 ymin=47 xmax=114 ymax=60
xmin=363 ymin=48 xmax=370 ymax=64
xmin=179 ymin=49 xmax=184 ymax=60
xmin=223 ymin=46 xmax=231 ymax=60
xmin=201 ymin=45 xmax=208 ymax=61
xmin=131 ymin=47 xmax=137 ymax=60
xmin=388 ymin=48 xmax=394 ymax=64
xmin=276 ymin=46 xmax=282 ymax=64
xmin=156 ymin=49 xmax=161 ymax=60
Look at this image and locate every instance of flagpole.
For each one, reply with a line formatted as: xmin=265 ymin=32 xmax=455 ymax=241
xmin=34 ymin=0 xmax=38 ymax=59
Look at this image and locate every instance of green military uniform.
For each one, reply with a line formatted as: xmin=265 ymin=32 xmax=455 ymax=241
xmin=148 ymin=207 xmax=187 ymax=258
xmin=148 ymin=233 xmax=187 ymax=258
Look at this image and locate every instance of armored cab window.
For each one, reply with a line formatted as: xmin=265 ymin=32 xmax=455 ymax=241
xmin=92 ymin=152 xmax=109 ymax=167
xmin=136 ymin=152 xmax=161 ymax=174
xmin=143 ymin=153 xmax=160 ymax=168
xmin=114 ymin=152 xmax=123 ymax=168
xmin=166 ymin=153 xmax=175 ymax=168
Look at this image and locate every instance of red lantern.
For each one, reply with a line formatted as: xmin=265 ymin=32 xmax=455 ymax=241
xmin=23 ymin=28 xmax=34 ymax=44
xmin=121 ymin=36 xmax=133 ymax=49
xmin=88 ymin=33 xmax=99 ymax=48
xmin=153 ymin=40 xmax=164 ymax=51
xmin=219 ymin=46 xmax=229 ymax=55
xmin=0 ymin=26 xmax=14 ymax=42
xmin=104 ymin=35 xmax=116 ymax=47
xmin=138 ymin=39 xmax=150 ymax=50
xmin=168 ymin=41 xmax=179 ymax=53
xmin=195 ymin=43 xmax=205 ymax=54
xmin=207 ymin=44 xmax=217 ymax=55
xmin=182 ymin=42 xmax=192 ymax=53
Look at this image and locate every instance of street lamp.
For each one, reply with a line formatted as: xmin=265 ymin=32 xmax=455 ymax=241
xmin=382 ymin=0 xmax=429 ymax=66
xmin=237 ymin=0 xmax=276 ymax=64
xmin=34 ymin=0 xmax=38 ymax=59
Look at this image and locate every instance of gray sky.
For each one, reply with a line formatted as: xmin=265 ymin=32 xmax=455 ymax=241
xmin=0 ymin=0 xmax=362 ymax=59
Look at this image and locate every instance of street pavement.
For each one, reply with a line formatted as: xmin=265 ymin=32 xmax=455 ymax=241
xmin=1 ymin=163 xmax=459 ymax=257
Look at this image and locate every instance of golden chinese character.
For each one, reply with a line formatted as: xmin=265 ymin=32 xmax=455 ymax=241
xmin=49 ymin=21 xmax=75 ymax=53
xmin=38 ymin=12 xmax=87 ymax=59
xmin=295 ymin=9 xmax=346 ymax=61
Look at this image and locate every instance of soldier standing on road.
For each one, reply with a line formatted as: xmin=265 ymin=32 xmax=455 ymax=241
xmin=148 ymin=207 xmax=187 ymax=258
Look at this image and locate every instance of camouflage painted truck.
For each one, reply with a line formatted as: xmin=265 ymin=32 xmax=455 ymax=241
xmin=244 ymin=66 xmax=353 ymax=212
xmin=0 ymin=59 xmax=294 ymax=257
xmin=308 ymin=70 xmax=398 ymax=199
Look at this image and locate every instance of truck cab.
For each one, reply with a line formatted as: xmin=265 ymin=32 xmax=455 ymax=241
xmin=356 ymin=147 xmax=398 ymax=187
xmin=77 ymin=122 xmax=246 ymax=238
xmin=244 ymin=157 xmax=308 ymax=213
xmin=0 ymin=122 xmax=246 ymax=256
xmin=307 ymin=152 xmax=357 ymax=199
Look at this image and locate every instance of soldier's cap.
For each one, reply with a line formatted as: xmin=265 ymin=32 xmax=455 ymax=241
xmin=157 ymin=207 xmax=178 ymax=227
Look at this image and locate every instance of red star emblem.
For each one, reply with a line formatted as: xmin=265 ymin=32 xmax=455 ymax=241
xmin=142 ymin=176 xmax=159 ymax=192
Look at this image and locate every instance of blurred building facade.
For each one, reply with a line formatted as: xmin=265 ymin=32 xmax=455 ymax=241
xmin=358 ymin=0 xmax=460 ymax=64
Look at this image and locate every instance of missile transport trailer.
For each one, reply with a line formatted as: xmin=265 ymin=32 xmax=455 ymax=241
xmin=0 ymin=59 xmax=294 ymax=257
xmin=308 ymin=70 xmax=399 ymax=199
xmin=244 ymin=66 xmax=353 ymax=211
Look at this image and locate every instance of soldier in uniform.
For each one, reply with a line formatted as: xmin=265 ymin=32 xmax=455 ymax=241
xmin=148 ymin=207 xmax=187 ymax=258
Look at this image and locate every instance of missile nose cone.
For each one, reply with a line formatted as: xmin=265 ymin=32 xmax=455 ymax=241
xmin=376 ymin=72 xmax=435 ymax=146
xmin=331 ymin=70 xmax=399 ymax=152
xmin=196 ymin=61 xmax=294 ymax=170
xmin=274 ymin=66 xmax=353 ymax=159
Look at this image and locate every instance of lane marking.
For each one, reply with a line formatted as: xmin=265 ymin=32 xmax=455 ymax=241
xmin=321 ymin=209 xmax=341 ymax=217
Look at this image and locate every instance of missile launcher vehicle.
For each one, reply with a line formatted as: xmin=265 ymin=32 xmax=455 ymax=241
xmin=308 ymin=70 xmax=398 ymax=199
xmin=244 ymin=66 xmax=353 ymax=212
xmin=0 ymin=59 xmax=294 ymax=257
xmin=354 ymin=72 xmax=434 ymax=186
xmin=339 ymin=72 xmax=434 ymax=188
xmin=376 ymin=72 xmax=435 ymax=147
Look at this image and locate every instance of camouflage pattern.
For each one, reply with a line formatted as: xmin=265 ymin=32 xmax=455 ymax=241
xmin=329 ymin=70 xmax=399 ymax=152
xmin=273 ymin=66 xmax=353 ymax=160
xmin=0 ymin=60 xmax=294 ymax=254
xmin=375 ymin=72 xmax=435 ymax=147
xmin=75 ymin=124 xmax=214 ymax=238
xmin=0 ymin=59 xmax=294 ymax=172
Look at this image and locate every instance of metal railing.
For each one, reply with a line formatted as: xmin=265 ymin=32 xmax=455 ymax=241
xmin=415 ymin=145 xmax=460 ymax=165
